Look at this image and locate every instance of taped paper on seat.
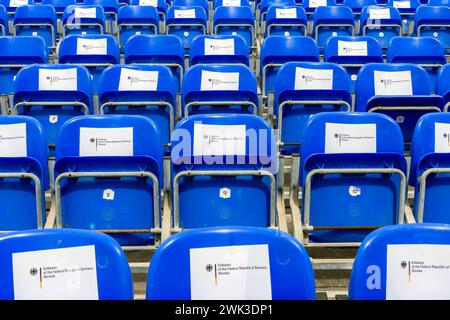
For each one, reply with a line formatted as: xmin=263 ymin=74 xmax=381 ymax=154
xmin=325 ymin=122 xmax=377 ymax=153
xmin=275 ymin=8 xmax=298 ymax=19
xmin=393 ymin=1 xmax=411 ymax=8
xmin=369 ymin=8 xmax=391 ymax=19
xmin=39 ymin=68 xmax=77 ymax=91
xmin=338 ymin=40 xmax=368 ymax=56
xmin=118 ymin=68 xmax=158 ymax=91
xmin=74 ymin=7 xmax=97 ymax=18
xmin=374 ymin=70 xmax=413 ymax=96
xmin=434 ymin=122 xmax=450 ymax=153
xmin=79 ymin=127 xmax=133 ymax=156
xmin=204 ymin=38 xmax=235 ymax=55
xmin=9 ymin=0 xmax=27 ymax=7
xmin=76 ymin=38 xmax=107 ymax=55
xmin=190 ymin=244 xmax=272 ymax=300
xmin=0 ymin=123 xmax=27 ymax=157
xmin=174 ymin=9 xmax=196 ymax=18
xmin=295 ymin=67 xmax=333 ymax=90
xmin=386 ymin=244 xmax=450 ymax=300
xmin=139 ymin=0 xmax=158 ymax=6
xmin=200 ymin=70 xmax=239 ymax=91
xmin=223 ymin=0 xmax=241 ymax=6
xmin=309 ymin=0 xmax=327 ymax=7
xmin=12 ymin=245 xmax=99 ymax=300
xmin=193 ymin=123 xmax=246 ymax=156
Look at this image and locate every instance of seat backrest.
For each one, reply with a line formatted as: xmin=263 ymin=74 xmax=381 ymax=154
xmin=349 ymin=223 xmax=450 ymax=300
xmin=0 ymin=115 xmax=48 ymax=189
xmin=387 ymin=0 xmax=420 ymax=12
xmin=171 ymin=113 xmax=276 ymax=172
xmin=0 ymin=0 xmax=34 ymax=12
xmin=13 ymin=64 xmax=93 ymax=113
xmin=0 ymin=5 xmax=7 ymax=31
xmin=427 ymin=0 xmax=450 ymax=6
xmin=213 ymin=6 xmax=254 ymax=25
xmin=360 ymin=5 xmax=402 ymax=26
xmin=42 ymin=0 xmax=76 ymax=13
xmin=213 ymin=0 xmax=251 ymax=9
xmin=58 ymin=34 xmax=120 ymax=64
xmin=166 ymin=6 xmax=208 ymax=26
xmin=342 ymin=0 xmax=377 ymax=12
xmin=147 ymin=226 xmax=315 ymax=300
xmin=124 ymin=34 xmax=184 ymax=65
xmin=274 ymin=61 xmax=352 ymax=108
xmin=0 ymin=228 xmax=133 ymax=300
xmin=13 ymin=4 xmax=57 ymax=28
xmin=0 ymin=36 xmax=48 ymax=64
xmin=313 ymin=5 xmax=355 ymax=26
xmin=173 ymin=0 xmax=208 ymax=15
xmin=324 ymin=36 xmax=383 ymax=64
xmin=437 ymin=64 xmax=450 ymax=101
xmin=260 ymin=36 xmax=320 ymax=67
xmin=355 ymin=63 xmax=432 ymax=112
xmin=117 ymin=5 xmax=159 ymax=25
xmin=84 ymin=0 xmax=119 ymax=13
xmin=189 ymin=35 xmax=249 ymax=66
xmin=260 ymin=0 xmax=296 ymax=13
xmin=414 ymin=6 xmax=450 ymax=32
xmin=98 ymin=64 xmax=177 ymax=105
xmin=266 ymin=5 xmax=307 ymax=26
xmin=302 ymin=0 xmax=337 ymax=9
xmin=386 ymin=36 xmax=446 ymax=65
xmin=62 ymin=5 xmax=106 ymax=27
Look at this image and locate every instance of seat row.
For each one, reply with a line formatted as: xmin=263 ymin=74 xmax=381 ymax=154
xmin=0 ymin=223 xmax=449 ymax=299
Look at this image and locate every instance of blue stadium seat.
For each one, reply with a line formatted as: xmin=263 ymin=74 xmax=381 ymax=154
xmin=299 ymin=112 xmax=407 ymax=243
xmin=129 ymin=0 xmax=168 ymax=27
xmin=54 ymin=115 xmax=163 ymax=246
xmin=0 ymin=116 xmax=48 ymax=232
xmin=0 ymin=36 xmax=48 ymax=97
xmin=437 ymin=64 xmax=450 ymax=112
xmin=13 ymin=64 xmax=93 ymax=156
xmin=265 ymin=6 xmax=307 ymax=37
xmin=274 ymin=62 xmax=352 ymax=155
xmin=0 ymin=5 xmax=9 ymax=35
xmin=312 ymin=6 xmax=355 ymax=52
xmin=62 ymin=5 xmax=106 ymax=36
xmin=355 ymin=63 xmax=445 ymax=146
xmin=387 ymin=0 xmax=420 ymax=35
xmin=170 ymin=114 xmax=277 ymax=230
xmin=428 ymin=0 xmax=450 ymax=6
xmin=165 ymin=6 xmax=207 ymax=54
xmin=342 ymin=0 xmax=377 ymax=16
xmin=98 ymin=65 xmax=177 ymax=152
xmin=213 ymin=6 xmax=255 ymax=50
xmin=13 ymin=5 xmax=57 ymax=54
xmin=414 ymin=6 xmax=450 ymax=55
xmin=182 ymin=64 xmax=258 ymax=116
xmin=349 ymin=224 xmax=450 ymax=300
xmin=189 ymin=35 xmax=249 ymax=66
xmin=0 ymin=229 xmax=133 ymax=300
xmin=410 ymin=113 xmax=450 ymax=223
xmin=124 ymin=34 xmax=184 ymax=93
xmin=146 ymin=227 xmax=315 ymax=300
xmin=386 ymin=36 xmax=446 ymax=93
xmin=173 ymin=0 xmax=208 ymax=19
xmin=302 ymin=0 xmax=337 ymax=20
xmin=0 ymin=0 xmax=34 ymax=18
xmin=117 ymin=5 xmax=158 ymax=51
xmin=42 ymin=0 xmax=76 ymax=16
xmin=58 ymin=34 xmax=120 ymax=94
xmin=360 ymin=6 xmax=402 ymax=51
xmin=83 ymin=0 xmax=119 ymax=34
xmin=324 ymin=36 xmax=382 ymax=94
xmin=260 ymin=36 xmax=320 ymax=98
xmin=260 ymin=0 xmax=296 ymax=30
xmin=213 ymin=0 xmax=251 ymax=9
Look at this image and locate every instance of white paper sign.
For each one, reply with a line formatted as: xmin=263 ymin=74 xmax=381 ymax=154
xmin=325 ymin=123 xmax=377 ymax=153
xmin=9 ymin=0 xmax=27 ymax=7
xmin=38 ymin=68 xmax=77 ymax=91
xmin=434 ymin=123 xmax=450 ymax=153
xmin=74 ymin=7 xmax=97 ymax=18
xmin=190 ymin=244 xmax=272 ymax=300
xmin=193 ymin=123 xmax=246 ymax=156
xmin=369 ymin=8 xmax=391 ymax=20
xmin=275 ymin=8 xmax=297 ymax=19
xmin=0 ymin=123 xmax=27 ymax=157
xmin=386 ymin=244 xmax=450 ymax=300
xmin=393 ymin=1 xmax=411 ymax=8
xmin=223 ymin=0 xmax=240 ymax=6
xmin=12 ymin=246 xmax=99 ymax=300
xmin=295 ymin=67 xmax=333 ymax=90
xmin=79 ymin=127 xmax=134 ymax=156
xmin=309 ymin=0 xmax=327 ymax=7
xmin=204 ymin=38 xmax=235 ymax=55
xmin=174 ymin=9 xmax=196 ymax=18
xmin=200 ymin=70 xmax=239 ymax=91
xmin=139 ymin=0 xmax=158 ymax=6
xmin=374 ymin=70 xmax=413 ymax=96
xmin=118 ymin=68 xmax=158 ymax=91
xmin=76 ymin=38 xmax=107 ymax=55
xmin=337 ymin=40 xmax=368 ymax=56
